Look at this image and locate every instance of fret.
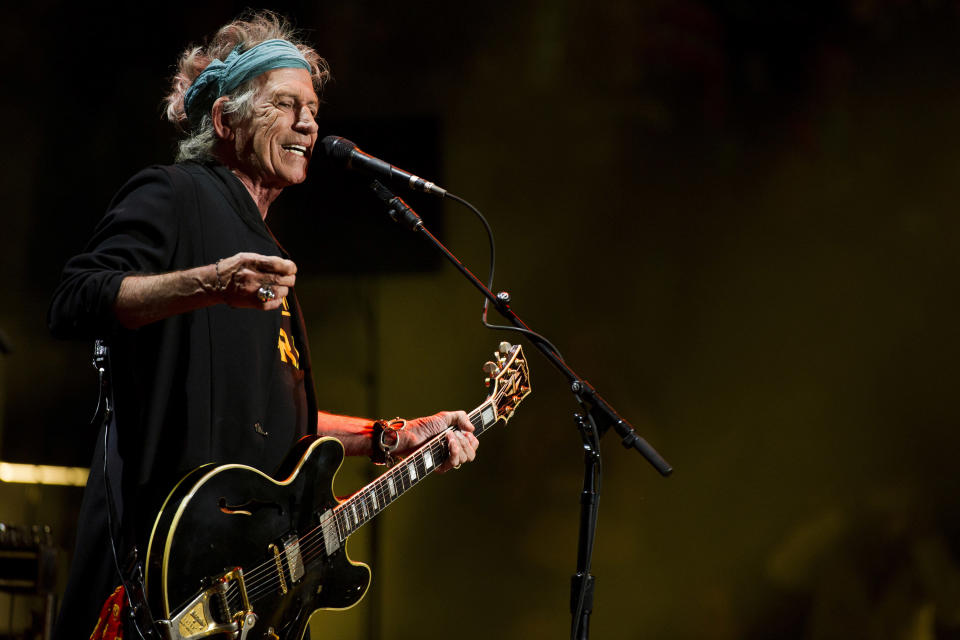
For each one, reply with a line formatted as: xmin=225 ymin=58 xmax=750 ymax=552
xmin=479 ymin=402 xmax=497 ymax=434
xmin=326 ymin=346 xmax=528 ymax=545
xmin=432 ymin=441 xmax=445 ymax=468
xmin=341 ymin=430 xmax=462 ymax=540
xmin=469 ymin=409 xmax=483 ymax=432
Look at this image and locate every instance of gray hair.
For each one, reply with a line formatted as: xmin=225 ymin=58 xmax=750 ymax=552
xmin=172 ymin=84 xmax=257 ymax=162
xmin=163 ymin=10 xmax=330 ymax=163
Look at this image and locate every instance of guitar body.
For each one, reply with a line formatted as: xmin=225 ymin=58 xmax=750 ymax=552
xmin=143 ymin=343 xmax=530 ymax=640
xmin=145 ymin=436 xmax=370 ymax=640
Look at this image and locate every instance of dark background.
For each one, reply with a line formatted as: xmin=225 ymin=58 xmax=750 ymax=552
xmin=2 ymin=1 xmax=960 ymax=638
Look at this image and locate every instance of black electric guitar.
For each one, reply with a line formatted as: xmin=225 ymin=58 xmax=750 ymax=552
xmin=144 ymin=343 xmax=530 ymax=640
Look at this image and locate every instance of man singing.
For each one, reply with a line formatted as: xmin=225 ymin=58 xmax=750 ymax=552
xmin=48 ymin=11 xmax=478 ymax=637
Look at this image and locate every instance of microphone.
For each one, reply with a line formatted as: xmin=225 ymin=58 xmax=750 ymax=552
xmin=321 ymin=136 xmax=447 ymax=197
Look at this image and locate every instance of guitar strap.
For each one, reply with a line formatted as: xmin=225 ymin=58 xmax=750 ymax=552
xmin=93 ymin=339 xmax=163 ymax=639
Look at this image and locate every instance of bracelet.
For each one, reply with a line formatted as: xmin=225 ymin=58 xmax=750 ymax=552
xmin=371 ymin=418 xmax=406 ymax=466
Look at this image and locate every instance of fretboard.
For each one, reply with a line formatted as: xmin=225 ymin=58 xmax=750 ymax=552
xmin=330 ymin=399 xmax=501 ymax=541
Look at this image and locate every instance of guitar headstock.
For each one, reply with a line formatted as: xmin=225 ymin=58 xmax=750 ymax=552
xmin=483 ymin=342 xmax=532 ymax=425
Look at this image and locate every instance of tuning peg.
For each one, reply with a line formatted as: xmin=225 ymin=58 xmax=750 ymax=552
xmin=482 ymin=361 xmax=499 ymax=388
xmin=498 ymin=342 xmax=513 ymax=355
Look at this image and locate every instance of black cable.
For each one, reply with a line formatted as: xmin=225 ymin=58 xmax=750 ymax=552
xmin=101 ymin=394 xmax=124 ymax=592
xmin=445 ymin=192 xmax=566 ymax=360
xmin=95 ymin=345 xmax=154 ymax=640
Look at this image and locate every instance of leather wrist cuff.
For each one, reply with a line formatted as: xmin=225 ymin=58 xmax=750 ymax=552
xmin=370 ymin=418 xmax=405 ymax=466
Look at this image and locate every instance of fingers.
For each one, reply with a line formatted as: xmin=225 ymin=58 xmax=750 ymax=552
xmin=221 ymin=252 xmax=296 ymax=273
xmin=222 ymin=253 xmax=297 ymax=279
xmin=450 ymin=409 xmax=474 ymax=433
xmin=218 ymin=252 xmax=298 ymax=309
xmin=238 ymin=280 xmax=291 ymax=309
xmin=252 ymin=254 xmax=297 ymax=276
xmin=439 ymin=423 xmax=479 ymax=474
xmin=399 ymin=410 xmax=479 ymax=473
xmin=263 ymin=273 xmax=297 ymax=287
xmin=363 ymin=412 xmax=476 ymax=472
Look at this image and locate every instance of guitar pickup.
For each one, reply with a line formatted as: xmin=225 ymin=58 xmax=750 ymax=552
xmin=319 ymin=510 xmax=340 ymax=556
xmin=283 ymin=536 xmax=305 ymax=583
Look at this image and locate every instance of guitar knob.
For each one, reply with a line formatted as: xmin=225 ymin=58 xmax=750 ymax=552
xmin=498 ymin=342 xmax=513 ymax=355
xmin=482 ymin=361 xmax=499 ymax=376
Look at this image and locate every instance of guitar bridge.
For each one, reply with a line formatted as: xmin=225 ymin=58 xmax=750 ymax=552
xmin=155 ymin=567 xmax=259 ymax=640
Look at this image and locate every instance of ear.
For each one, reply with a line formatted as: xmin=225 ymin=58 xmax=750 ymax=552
xmin=211 ymin=96 xmax=234 ymax=141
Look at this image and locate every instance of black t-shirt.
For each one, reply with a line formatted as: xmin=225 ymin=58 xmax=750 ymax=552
xmin=264 ymin=295 xmax=310 ymax=466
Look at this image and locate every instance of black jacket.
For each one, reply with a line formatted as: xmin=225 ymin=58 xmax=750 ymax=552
xmin=49 ymin=161 xmax=318 ymax=636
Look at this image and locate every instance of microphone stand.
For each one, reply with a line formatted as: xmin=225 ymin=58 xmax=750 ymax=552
xmin=368 ymin=180 xmax=672 ymax=639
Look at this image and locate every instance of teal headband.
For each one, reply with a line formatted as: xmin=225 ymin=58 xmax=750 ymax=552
xmin=184 ymin=38 xmax=310 ymax=125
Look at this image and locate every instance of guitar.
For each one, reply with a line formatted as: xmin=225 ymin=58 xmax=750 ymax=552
xmin=144 ymin=342 xmax=531 ymax=640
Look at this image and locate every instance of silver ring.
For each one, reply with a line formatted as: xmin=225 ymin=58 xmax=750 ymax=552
xmin=256 ymin=286 xmax=276 ymax=302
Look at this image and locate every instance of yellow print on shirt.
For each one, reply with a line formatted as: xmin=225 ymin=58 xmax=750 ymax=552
xmin=278 ymin=298 xmax=300 ymax=369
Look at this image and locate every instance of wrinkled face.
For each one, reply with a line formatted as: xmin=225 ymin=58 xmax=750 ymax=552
xmin=231 ymin=67 xmax=319 ymax=188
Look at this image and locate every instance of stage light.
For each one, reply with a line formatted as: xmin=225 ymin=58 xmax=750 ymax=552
xmin=0 ymin=462 xmax=88 ymax=486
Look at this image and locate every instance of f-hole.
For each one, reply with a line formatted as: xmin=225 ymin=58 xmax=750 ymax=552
xmin=218 ymin=497 xmax=284 ymax=517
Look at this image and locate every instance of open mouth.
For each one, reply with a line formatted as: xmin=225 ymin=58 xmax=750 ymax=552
xmin=282 ymin=144 xmax=308 ymax=157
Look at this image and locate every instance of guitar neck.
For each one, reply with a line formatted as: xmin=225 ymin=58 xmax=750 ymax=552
xmin=330 ymin=399 xmax=499 ymax=541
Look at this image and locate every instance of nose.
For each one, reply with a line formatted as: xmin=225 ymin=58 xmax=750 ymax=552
xmin=294 ymin=106 xmax=318 ymax=134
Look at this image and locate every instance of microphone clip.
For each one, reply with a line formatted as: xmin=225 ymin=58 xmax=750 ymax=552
xmin=369 ymin=180 xmax=423 ymax=231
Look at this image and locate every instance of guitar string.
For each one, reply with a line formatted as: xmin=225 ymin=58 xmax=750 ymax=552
xmin=237 ymin=410 xmax=486 ymax=603
xmin=295 ymin=430 xmax=453 ymax=562
xmin=174 ymin=361 xmax=529 ymax=617
xmin=235 ymin=414 xmax=473 ymax=592
xmin=240 ymin=422 xmax=469 ymax=602
xmin=215 ymin=394 xmax=508 ymax=608
xmin=241 ymin=438 xmax=451 ymax=603
xmin=288 ymin=386 xmax=509 ymax=581
xmin=210 ymin=375 xmax=525 ymax=609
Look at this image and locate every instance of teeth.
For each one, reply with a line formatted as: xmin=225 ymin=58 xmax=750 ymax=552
xmin=282 ymin=145 xmax=307 ymax=156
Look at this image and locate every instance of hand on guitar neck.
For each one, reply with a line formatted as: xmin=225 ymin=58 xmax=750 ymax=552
xmin=315 ymin=410 xmax=477 ymax=470
xmin=399 ymin=410 xmax=478 ymax=472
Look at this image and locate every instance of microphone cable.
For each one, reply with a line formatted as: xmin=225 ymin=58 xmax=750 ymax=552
xmin=445 ymin=192 xmax=565 ymax=361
